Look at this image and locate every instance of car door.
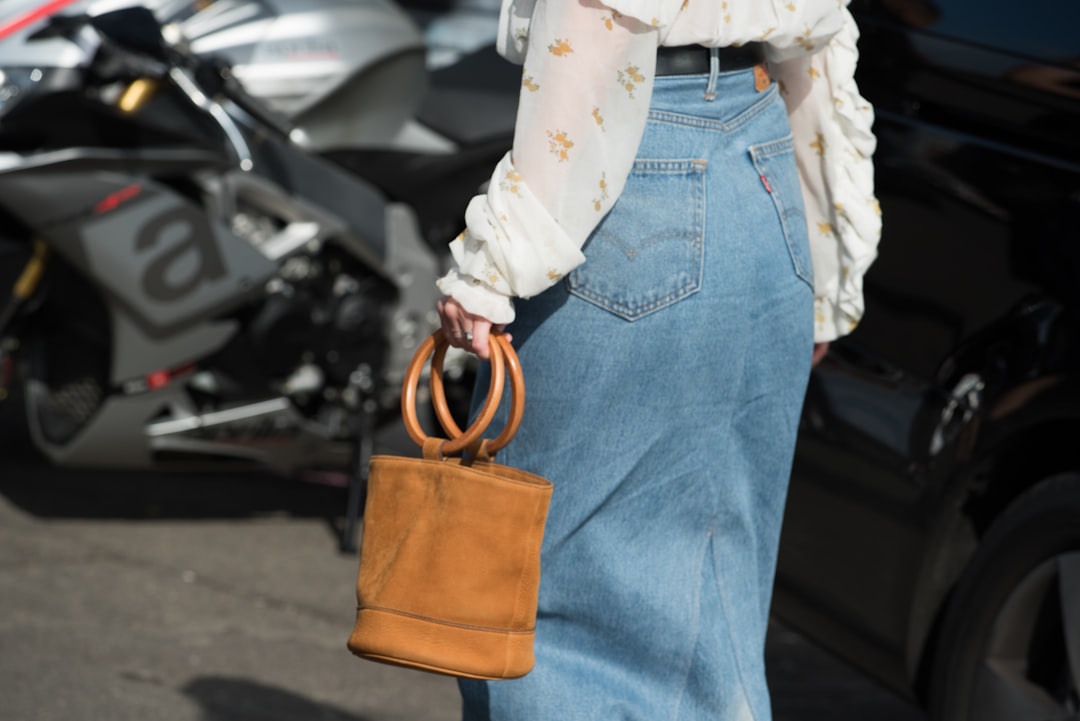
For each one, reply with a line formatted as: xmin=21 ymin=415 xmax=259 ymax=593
xmin=773 ymin=0 xmax=1080 ymax=695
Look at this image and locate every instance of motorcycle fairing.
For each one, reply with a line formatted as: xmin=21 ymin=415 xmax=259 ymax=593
xmin=155 ymin=0 xmax=428 ymax=150
xmin=243 ymin=129 xmax=391 ymax=263
xmin=0 ymin=158 xmax=277 ymax=339
xmin=0 ymin=0 xmax=466 ymax=484
xmin=0 ymin=0 xmax=86 ymax=43
xmin=0 ymin=148 xmax=225 ymax=218
xmin=25 ymin=365 xmax=354 ymax=469
xmin=79 ymin=189 xmax=275 ymax=330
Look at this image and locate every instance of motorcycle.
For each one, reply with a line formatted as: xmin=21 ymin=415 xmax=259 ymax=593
xmin=0 ymin=3 xmax=493 ymax=549
xmin=144 ymin=0 xmax=520 ymax=249
xmin=146 ymin=0 xmax=432 ymax=153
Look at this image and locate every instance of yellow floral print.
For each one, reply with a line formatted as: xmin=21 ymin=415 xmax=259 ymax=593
xmin=500 ymin=170 xmax=524 ymax=196
xmin=593 ymin=173 xmax=609 ymax=212
xmin=617 ymin=64 xmax=645 ymax=98
xmin=548 ymin=39 xmax=573 ymax=56
xmin=547 ymin=130 xmax=574 ymax=161
xmin=603 ymin=12 xmax=624 ymax=30
xmin=482 ymin=263 xmax=503 ymax=286
xmin=436 ymin=0 xmax=880 ymax=346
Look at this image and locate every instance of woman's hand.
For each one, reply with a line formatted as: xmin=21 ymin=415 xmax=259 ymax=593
xmin=437 ymin=297 xmax=509 ymax=360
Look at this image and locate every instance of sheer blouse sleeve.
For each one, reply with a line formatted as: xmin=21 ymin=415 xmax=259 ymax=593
xmin=768 ymin=7 xmax=881 ymax=342
xmin=436 ymin=0 xmax=659 ymax=324
xmin=439 ymin=0 xmax=881 ymax=341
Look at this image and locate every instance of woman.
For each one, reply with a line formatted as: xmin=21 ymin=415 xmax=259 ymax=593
xmin=436 ymin=1 xmax=880 ymax=719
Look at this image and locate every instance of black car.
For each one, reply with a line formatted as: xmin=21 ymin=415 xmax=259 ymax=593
xmin=773 ymin=1 xmax=1080 ymax=719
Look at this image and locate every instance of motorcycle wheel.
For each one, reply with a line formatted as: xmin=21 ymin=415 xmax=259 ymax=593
xmin=927 ymin=473 xmax=1080 ymax=721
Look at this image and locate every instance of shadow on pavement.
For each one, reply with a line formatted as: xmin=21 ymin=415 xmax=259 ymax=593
xmin=183 ymin=677 xmax=373 ymax=721
xmin=0 ymin=452 xmax=350 ymax=523
xmin=1 ymin=401 xmax=928 ymax=721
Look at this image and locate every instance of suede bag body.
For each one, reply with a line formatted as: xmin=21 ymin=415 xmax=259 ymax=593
xmin=347 ymin=333 xmax=552 ymax=680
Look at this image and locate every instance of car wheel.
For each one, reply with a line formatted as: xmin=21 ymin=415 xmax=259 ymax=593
xmin=928 ymin=473 xmax=1080 ymax=721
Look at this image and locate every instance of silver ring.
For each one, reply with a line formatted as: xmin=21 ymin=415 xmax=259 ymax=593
xmin=450 ymin=330 xmax=473 ymax=341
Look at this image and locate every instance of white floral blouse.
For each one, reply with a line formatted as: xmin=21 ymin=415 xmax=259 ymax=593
xmin=436 ymin=0 xmax=881 ymax=342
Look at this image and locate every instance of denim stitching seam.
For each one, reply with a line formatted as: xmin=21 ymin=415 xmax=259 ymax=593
xmin=647 ymin=84 xmax=778 ymax=133
xmin=567 ymin=163 xmax=705 ymax=320
xmin=749 ymin=138 xmax=813 ymax=290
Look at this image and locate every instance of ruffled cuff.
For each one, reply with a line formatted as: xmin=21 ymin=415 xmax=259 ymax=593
xmin=436 ymin=267 xmax=516 ymax=324
xmin=436 ymin=152 xmax=588 ymax=323
xmin=814 ymin=293 xmax=863 ymax=343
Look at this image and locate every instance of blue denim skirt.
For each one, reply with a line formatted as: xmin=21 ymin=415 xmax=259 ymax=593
xmin=461 ymin=63 xmax=815 ymax=721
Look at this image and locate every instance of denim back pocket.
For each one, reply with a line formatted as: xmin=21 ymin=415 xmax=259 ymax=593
xmin=748 ymin=136 xmax=813 ymax=290
xmin=566 ymin=158 xmax=705 ymax=321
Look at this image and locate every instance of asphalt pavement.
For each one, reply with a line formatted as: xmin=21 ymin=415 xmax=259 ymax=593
xmin=0 ymin=428 xmax=927 ymax=721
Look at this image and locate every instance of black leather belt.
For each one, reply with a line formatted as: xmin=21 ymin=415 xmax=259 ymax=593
xmin=655 ymin=43 xmax=765 ymax=76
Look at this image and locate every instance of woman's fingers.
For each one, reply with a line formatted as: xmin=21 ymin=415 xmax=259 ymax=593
xmin=436 ymin=297 xmax=508 ymax=360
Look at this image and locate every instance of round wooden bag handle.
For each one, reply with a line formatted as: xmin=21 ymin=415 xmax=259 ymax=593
xmin=430 ymin=333 xmax=524 ymax=455
xmin=401 ymin=331 xmax=524 ymax=455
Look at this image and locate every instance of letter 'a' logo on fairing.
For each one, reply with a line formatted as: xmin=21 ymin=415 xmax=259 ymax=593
xmin=136 ymin=205 xmax=227 ymax=303
xmin=80 ymin=190 xmax=275 ymax=332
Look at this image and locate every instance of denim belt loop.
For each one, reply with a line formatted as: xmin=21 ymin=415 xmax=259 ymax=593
xmin=704 ymin=47 xmax=720 ymax=101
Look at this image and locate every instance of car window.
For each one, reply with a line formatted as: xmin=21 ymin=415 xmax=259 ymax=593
xmin=873 ymin=0 xmax=1080 ymax=67
xmin=918 ymin=0 xmax=1078 ymax=65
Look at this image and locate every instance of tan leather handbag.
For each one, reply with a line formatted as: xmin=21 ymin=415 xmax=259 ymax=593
xmin=346 ymin=331 xmax=552 ymax=680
